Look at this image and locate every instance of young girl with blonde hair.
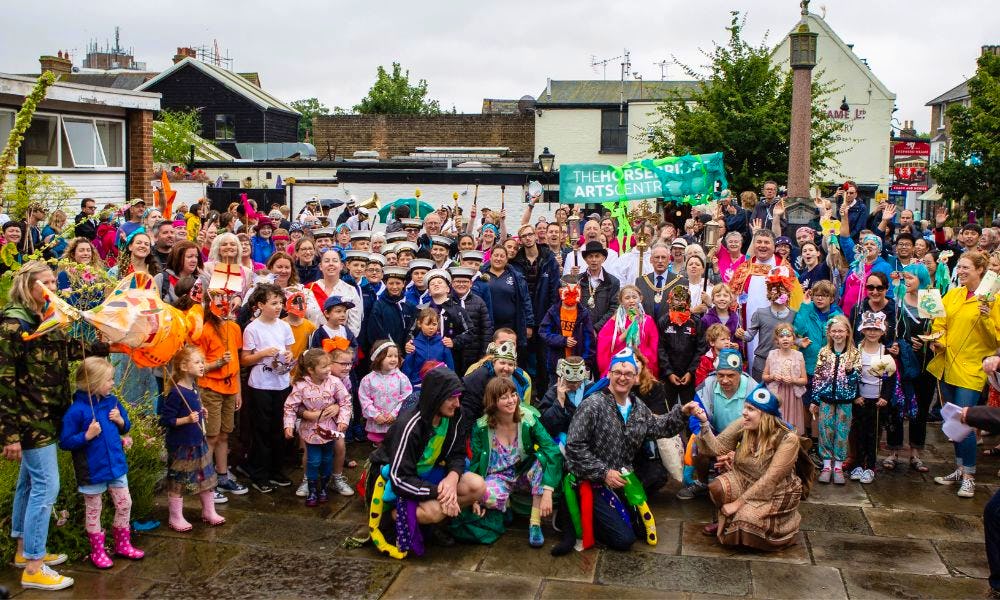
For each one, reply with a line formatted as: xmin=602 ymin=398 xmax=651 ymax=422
xmin=596 ymin=284 xmax=659 ymax=377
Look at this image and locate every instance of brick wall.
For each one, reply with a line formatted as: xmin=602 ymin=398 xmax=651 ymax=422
xmin=311 ymin=113 xmax=535 ymax=160
xmin=127 ymin=109 xmax=154 ymax=202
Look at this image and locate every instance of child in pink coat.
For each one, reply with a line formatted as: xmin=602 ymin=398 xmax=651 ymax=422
xmin=358 ymin=339 xmax=413 ymax=444
xmin=597 ymin=284 xmax=659 ymax=377
xmin=283 ymin=349 xmax=353 ymax=506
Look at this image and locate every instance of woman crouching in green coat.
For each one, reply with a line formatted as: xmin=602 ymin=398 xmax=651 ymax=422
xmin=469 ymin=377 xmax=563 ymax=548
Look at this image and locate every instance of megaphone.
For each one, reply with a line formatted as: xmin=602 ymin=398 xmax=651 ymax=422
xmin=358 ymin=193 xmax=380 ymax=211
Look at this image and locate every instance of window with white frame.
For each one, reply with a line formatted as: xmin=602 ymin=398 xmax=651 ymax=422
xmin=1 ymin=110 xmax=126 ymax=170
xmin=938 ymin=102 xmax=947 ymax=129
xmin=0 ymin=110 xmax=13 ymax=151
xmin=24 ymin=114 xmax=59 ymax=167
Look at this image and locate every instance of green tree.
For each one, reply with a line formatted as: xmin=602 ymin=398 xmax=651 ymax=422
xmin=930 ymin=51 xmax=1000 ymax=213
xmin=353 ymin=62 xmax=441 ymax=115
xmin=647 ymin=12 xmax=847 ymax=192
xmin=290 ymin=97 xmax=330 ymax=142
xmin=152 ymin=108 xmax=202 ymax=164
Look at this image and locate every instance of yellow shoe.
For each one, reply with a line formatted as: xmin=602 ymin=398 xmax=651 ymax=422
xmin=13 ymin=552 xmax=68 ymax=567
xmin=21 ymin=565 xmax=74 ymax=591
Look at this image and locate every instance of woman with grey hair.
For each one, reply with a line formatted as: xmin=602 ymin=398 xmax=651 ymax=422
xmin=204 ymin=232 xmax=254 ymax=300
xmin=710 ymin=231 xmax=746 ymax=284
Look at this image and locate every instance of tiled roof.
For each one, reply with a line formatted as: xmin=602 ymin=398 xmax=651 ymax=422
xmin=136 ymin=58 xmax=298 ymax=115
xmin=536 ymin=80 xmax=698 ymax=105
xmin=926 ymin=80 xmax=969 ymax=106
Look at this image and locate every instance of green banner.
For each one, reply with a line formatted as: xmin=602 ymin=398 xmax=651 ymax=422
xmin=558 ymin=152 xmax=728 ymax=205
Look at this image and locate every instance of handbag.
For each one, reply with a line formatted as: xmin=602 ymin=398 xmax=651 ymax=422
xmin=656 ymin=436 xmax=684 ymax=483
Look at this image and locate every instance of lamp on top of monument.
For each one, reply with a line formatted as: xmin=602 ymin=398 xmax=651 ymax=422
xmin=789 ymin=1 xmax=818 ymax=68
xmin=538 ymin=147 xmax=555 ymax=173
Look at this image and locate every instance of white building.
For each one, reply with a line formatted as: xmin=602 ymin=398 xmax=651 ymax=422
xmin=0 ymin=73 xmax=160 ymax=206
xmin=534 ymin=12 xmax=895 ymax=196
xmin=771 ymin=13 xmax=895 ymax=192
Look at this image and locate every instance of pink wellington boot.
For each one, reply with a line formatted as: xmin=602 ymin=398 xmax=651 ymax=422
xmin=112 ymin=526 xmax=145 ymax=560
xmin=199 ymin=491 xmax=226 ymax=526
xmin=167 ymin=496 xmax=192 ymax=532
xmin=88 ymin=531 xmax=114 ymax=569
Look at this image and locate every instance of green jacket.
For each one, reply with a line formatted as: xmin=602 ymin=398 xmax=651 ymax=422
xmin=0 ymin=303 xmax=90 ymax=449
xmin=469 ymin=404 xmax=563 ymax=491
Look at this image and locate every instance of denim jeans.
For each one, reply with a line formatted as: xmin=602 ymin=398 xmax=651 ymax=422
xmin=10 ymin=444 xmax=60 ymax=560
xmin=305 ymin=442 xmax=334 ymax=480
xmin=939 ymin=381 xmax=980 ymax=472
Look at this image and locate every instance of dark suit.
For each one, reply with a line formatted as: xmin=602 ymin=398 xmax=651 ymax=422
xmin=635 ymin=271 xmax=688 ymax=321
xmin=74 ymin=213 xmax=97 ymax=241
xmin=578 ymin=269 xmax=620 ymax=333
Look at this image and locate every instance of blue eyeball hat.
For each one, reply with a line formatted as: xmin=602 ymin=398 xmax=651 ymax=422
xmin=745 ymin=383 xmax=792 ymax=430
xmin=716 ymin=348 xmax=743 ymax=373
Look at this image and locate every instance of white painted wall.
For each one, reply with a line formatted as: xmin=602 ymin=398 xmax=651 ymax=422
xmin=197 ymin=166 xmax=338 ymax=189
xmin=288 ymin=181 xmax=560 ymax=230
xmin=771 ymin=14 xmax=895 ymax=190
xmin=4 ymin=172 xmax=125 ymax=213
xmin=534 ymin=108 xmax=626 ymax=167
xmin=535 ymin=15 xmax=894 ymax=194
xmin=627 ymin=101 xmax=665 ymax=161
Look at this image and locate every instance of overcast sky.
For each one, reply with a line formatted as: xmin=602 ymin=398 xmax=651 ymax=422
xmin=2 ymin=0 xmax=995 ymax=131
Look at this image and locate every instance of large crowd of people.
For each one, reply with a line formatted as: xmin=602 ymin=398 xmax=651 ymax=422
xmin=2 ymin=183 xmax=1000 ymax=592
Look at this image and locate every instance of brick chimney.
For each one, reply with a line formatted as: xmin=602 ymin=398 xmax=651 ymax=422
xmin=173 ymin=47 xmax=196 ymax=64
xmin=900 ymin=120 xmax=917 ymax=138
xmin=982 ymin=45 xmax=1000 ymax=57
xmin=39 ymin=52 xmax=72 ymax=76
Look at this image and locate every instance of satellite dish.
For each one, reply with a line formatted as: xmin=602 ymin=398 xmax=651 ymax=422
xmin=528 ymin=180 xmax=544 ymax=201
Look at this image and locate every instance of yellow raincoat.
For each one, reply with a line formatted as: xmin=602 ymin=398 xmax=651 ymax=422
xmin=927 ymin=286 xmax=1000 ymax=390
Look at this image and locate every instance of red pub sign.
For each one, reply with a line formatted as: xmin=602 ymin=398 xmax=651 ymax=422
xmin=891 ymin=141 xmax=931 ymax=192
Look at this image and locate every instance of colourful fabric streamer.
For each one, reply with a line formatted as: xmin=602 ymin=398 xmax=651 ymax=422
xmin=579 ymin=480 xmax=595 ymax=550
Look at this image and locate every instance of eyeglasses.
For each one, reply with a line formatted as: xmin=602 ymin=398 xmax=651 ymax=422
xmin=609 ymin=370 xmax=636 ymax=379
xmin=333 ymin=361 xmax=352 ymax=366
xmin=866 ymin=284 xmax=886 ymax=292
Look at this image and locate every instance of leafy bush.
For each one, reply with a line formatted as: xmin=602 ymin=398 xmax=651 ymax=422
xmin=0 ymin=410 xmax=165 ymax=563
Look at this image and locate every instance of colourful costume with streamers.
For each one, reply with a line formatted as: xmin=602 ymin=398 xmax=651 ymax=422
xmin=363 ymin=369 xmax=468 ymax=559
xmin=564 ymin=349 xmax=687 ymax=550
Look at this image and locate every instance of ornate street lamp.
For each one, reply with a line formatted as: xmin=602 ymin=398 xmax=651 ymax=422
xmin=538 ymin=147 xmax=555 ymax=174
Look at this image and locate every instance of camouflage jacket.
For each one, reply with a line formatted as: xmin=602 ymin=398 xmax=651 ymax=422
xmin=0 ymin=303 xmax=92 ymax=450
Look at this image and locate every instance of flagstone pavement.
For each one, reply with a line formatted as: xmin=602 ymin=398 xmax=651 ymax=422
xmin=0 ymin=428 xmax=994 ymax=599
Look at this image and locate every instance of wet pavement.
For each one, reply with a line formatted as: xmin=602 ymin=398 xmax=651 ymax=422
xmin=0 ymin=427 xmax=994 ymax=599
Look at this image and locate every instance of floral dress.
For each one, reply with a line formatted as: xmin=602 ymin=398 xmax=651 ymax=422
xmin=482 ymin=429 xmax=544 ymax=512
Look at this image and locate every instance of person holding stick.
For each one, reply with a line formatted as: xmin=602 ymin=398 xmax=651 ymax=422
xmin=160 ymin=345 xmax=226 ymax=531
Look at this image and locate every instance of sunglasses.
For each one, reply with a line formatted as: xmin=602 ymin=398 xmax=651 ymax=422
xmin=866 ymin=284 xmax=886 ymax=291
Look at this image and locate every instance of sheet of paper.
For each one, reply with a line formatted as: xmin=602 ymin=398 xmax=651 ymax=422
xmin=941 ymin=402 xmax=974 ymax=443
xmin=918 ymin=289 xmax=946 ymax=319
xmin=976 ymin=271 xmax=1000 ymax=298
